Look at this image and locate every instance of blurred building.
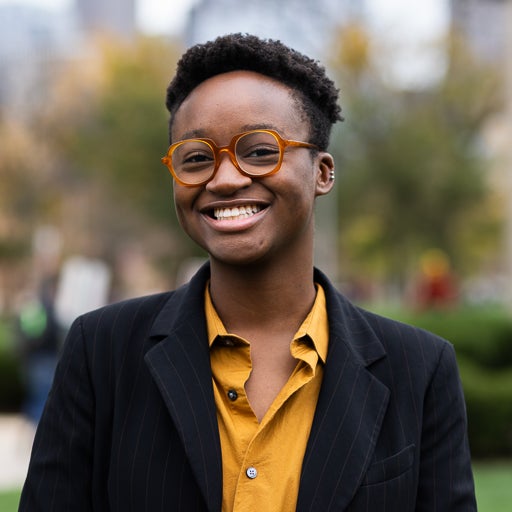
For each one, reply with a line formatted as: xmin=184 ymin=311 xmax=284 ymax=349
xmin=74 ymin=0 xmax=136 ymax=40
xmin=185 ymin=0 xmax=364 ymax=59
xmin=0 ymin=0 xmax=135 ymax=119
xmin=0 ymin=5 xmax=82 ymax=119
xmin=450 ymin=0 xmax=509 ymax=64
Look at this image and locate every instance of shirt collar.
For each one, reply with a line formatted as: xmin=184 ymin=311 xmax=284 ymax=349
xmin=204 ymin=283 xmax=328 ymax=364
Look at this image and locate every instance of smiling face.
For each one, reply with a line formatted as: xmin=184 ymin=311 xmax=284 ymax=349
xmin=170 ymin=70 xmax=334 ymax=268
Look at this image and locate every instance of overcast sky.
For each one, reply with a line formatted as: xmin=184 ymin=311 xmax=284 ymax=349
xmin=0 ymin=0 xmax=448 ymax=39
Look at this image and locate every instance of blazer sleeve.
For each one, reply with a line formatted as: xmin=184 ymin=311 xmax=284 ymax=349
xmin=416 ymin=342 xmax=477 ymax=511
xmin=19 ymin=316 xmax=95 ymax=511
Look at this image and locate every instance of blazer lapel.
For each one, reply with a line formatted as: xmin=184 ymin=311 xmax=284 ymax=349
xmin=297 ymin=270 xmax=391 ymax=511
xmin=144 ymin=264 xmax=222 ymax=512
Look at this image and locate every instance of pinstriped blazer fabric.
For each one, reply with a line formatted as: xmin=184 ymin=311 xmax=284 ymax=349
xmin=19 ymin=264 xmax=476 ymax=511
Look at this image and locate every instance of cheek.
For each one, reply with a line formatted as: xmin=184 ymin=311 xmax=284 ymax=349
xmin=291 ymin=164 xmax=318 ymax=198
xmin=173 ymin=188 xmax=192 ymax=228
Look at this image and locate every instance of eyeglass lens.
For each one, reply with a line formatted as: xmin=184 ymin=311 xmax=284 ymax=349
xmin=171 ymin=131 xmax=281 ymax=184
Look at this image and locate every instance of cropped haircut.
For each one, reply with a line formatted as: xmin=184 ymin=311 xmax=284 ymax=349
xmin=166 ymin=33 xmax=342 ymax=150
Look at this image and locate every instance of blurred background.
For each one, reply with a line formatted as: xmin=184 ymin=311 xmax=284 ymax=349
xmin=0 ymin=0 xmax=511 ymax=509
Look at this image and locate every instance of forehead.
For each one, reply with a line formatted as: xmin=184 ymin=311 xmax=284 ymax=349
xmin=171 ymin=71 xmax=306 ymax=141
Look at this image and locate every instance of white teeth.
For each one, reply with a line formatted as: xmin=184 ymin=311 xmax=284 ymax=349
xmin=213 ymin=205 xmax=261 ymax=220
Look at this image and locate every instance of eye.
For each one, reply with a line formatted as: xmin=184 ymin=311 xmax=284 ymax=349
xmin=183 ymin=151 xmax=213 ymax=164
xmin=173 ymin=142 xmax=215 ymax=172
xmin=245 ymin=145 xmax=280 ymax=159
xmin=236 ymin=132 xmax=281 ymax=166
xmin=238 ymin=143 xmax=280 ymax=167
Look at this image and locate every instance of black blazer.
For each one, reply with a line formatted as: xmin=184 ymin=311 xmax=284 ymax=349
xmin=20 ymin=264 xmax=476 ymax=511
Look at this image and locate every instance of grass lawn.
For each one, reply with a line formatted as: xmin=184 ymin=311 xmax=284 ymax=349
xmin=2 ymin=460 xmax=511 ymax=511
xmin=473 ymin=460 xmax=512 ymax=512
xmin=0 ymin=489 xmax=20 ymax=511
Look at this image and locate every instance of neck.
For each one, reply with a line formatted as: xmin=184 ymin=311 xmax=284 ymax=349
xmin=208 ymin=256 xmax=316 ymax=337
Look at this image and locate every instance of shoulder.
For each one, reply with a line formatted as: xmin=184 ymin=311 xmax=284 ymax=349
xmin=319 ymin=273 xmax=454 ymax=378
xmin=316 ymin=268 xmax=451 ymax=357
xmin=65 ymin=264 xmax=211 ymax=357
xmin=77 ymin=291 xmax=174 ymax=334
xmin=58 ymin=291 xmax=179 ymax=383
xmin=358 ymin=305 xmax=449 ymax=350
xmin=350 ymin=304 xmax=459 ymax=387
xmin=65 ymin=291 xmax=179 ymax=362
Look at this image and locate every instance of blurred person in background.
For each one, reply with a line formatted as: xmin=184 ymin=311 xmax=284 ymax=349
xmin=19 ymin=33 xmax=476 ymax=511
xmin=16 ymin=277 xmax=60 ymax=425
xmin=414 ymin=248 xmax=459 ymax=310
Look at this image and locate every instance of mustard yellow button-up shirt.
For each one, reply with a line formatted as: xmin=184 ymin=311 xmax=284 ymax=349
xmin=205 ymin=284 xmax=329 ymax=512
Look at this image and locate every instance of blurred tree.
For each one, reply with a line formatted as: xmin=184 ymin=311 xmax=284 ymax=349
xmin=0 ymin=121 xmax=33 ymax=264
xmin=328 ymin=25 xmax=505 ymax=295
xmin=67 ymin=37 xmax=179 ymax=222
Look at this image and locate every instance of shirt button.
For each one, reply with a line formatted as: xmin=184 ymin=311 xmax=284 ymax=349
xmin=227 ymin=389 xmax=238 ymax=401
xmin=246 ymin=466 xmax=258 ymax=479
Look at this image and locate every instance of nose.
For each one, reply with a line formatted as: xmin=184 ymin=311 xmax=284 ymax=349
xmin=205 ymin=149 xmax=252 ymax=194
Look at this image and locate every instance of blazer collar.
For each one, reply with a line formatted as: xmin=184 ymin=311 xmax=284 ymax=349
xmin=148 ymin=262 xmax=211 ymax=338
xmin=314 ymin=267 xmax=387 ymax=366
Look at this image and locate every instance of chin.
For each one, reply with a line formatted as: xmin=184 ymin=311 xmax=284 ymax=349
xmin=210 ymin=253 xmax=263 ymax=267
xmin=208 ymin=244 xmax=273 ymax=268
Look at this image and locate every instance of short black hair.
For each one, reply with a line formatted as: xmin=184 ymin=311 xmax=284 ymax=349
xmin=166 ymin=33 xmax=342 ymax=150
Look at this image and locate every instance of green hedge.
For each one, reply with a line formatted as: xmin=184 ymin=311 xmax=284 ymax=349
xmin=0 ymin=349 xmax=24 ymax=412
xmin=395 ymin=308 xmax=512 ymax=369
xmin=0 ymin=319 xmax=25 ymax=412
xmin=458 ymin=358 xmax=512 ymax=457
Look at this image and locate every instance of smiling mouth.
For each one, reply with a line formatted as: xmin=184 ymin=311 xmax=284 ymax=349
xmin=211 ymin=205 xmax=263 ymax=220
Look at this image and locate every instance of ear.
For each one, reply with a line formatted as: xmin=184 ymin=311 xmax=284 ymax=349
xmin=315 ymin=152 xmax=336 ymax=197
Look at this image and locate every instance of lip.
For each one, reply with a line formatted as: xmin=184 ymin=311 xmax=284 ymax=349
xmin=199 ymin=199 xmax=270 ymax=232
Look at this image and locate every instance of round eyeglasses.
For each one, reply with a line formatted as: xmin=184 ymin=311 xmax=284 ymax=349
xmin=161 ymin=129 xmax=318 ymax=187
